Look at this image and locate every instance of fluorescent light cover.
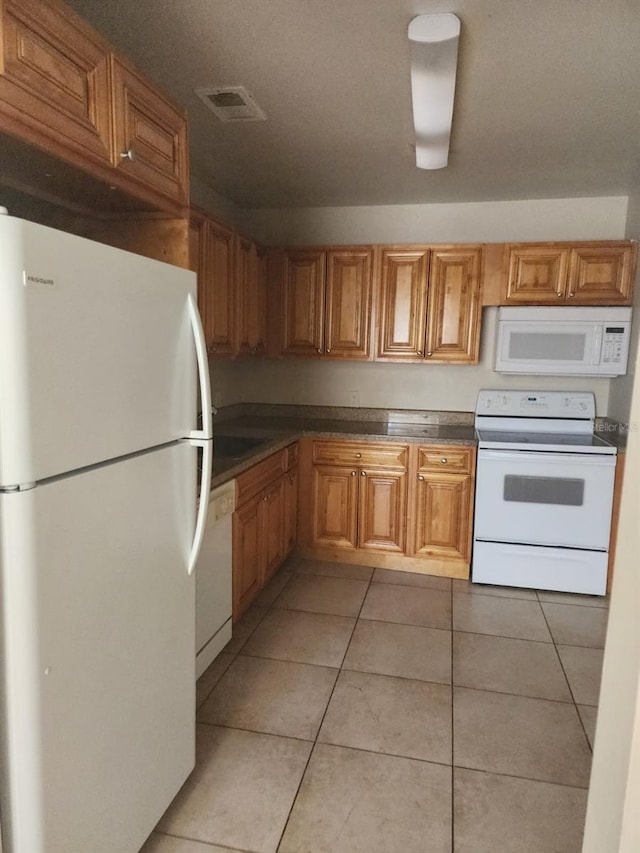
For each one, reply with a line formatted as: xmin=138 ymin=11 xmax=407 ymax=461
xmin=408 ymin=13 xmax=461 ymax=170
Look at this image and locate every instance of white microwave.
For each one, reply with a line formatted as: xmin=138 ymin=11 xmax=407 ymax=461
xmin=495 ymin=306 xmax=632 ymax=377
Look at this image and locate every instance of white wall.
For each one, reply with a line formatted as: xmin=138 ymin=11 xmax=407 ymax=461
xmin=583 ymin=343 xmax=640 ymax=852
xmin=213 ymin=195 xmax=628 ymax=414
xmin=607 ymin=174 xmax=640 ymax=423
xmin=244 ymin=196 xmax=628 ymax=246
xmin=190 ymin=174 xmax=246 ymax=229
xmin=214 ymin=308 xmax=611 ymax=414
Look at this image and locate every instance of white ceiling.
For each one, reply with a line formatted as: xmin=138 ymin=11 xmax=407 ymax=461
xmin=67 ymin=0 xmax=640 ymax=210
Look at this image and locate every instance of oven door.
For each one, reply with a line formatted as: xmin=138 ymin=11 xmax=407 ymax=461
xmin=474 ymin=449 xmax=616 ymax=550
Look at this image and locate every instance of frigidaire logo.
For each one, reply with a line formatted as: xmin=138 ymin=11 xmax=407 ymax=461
xmin=24 ymin=273 xmax=55 ymax=287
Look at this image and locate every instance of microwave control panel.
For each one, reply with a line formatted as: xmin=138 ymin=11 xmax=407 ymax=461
xmin=602 ymin=326 xmax=627 ymax=364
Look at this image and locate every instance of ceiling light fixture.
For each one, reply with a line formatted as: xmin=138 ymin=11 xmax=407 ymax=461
xmin=408 ymin=13 xmax=461 ymax=170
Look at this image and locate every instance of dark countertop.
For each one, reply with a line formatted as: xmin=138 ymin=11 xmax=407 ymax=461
xmin=212 ymin=416 xmax=477 ymax=488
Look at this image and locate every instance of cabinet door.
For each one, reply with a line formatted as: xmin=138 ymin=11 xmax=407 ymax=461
xmin=0 ymin=0 xmax=112 ymax=165
xmin=358 ymin=468 xmax=407 ymax=553
xmin=232 ymin=495 xmax=262 ymax=621
xmin=284 ymin=468 xmax=299 ymax=556
xmin=236 ymin=235 xmax=261 ymax=355
xmin=261 ymin=478 xmax=286 ymax=585
xmin=413 ymin=473 xmax=472 ymax=560
xmin=504 ymin=245 xmax=570 ymax=303
xmin=568 ymin=244 xmax=636 ymax=304
xmin=312 ymin=465 xmax=358 ymax=550
xmin=377 ymin=249 xmax=429 ymax=359
xmin=425 ymin=249 xmax=482 ymax=362
xmin=198 ymin=219 xmax=236 ymax=355
xmin=110 ymin=56 xmax=189 ymax=206
xmin=324 ymin=249 xmax=374 ymax=359
xmin=282 ymin=250 xmax=325 ymax=356
xmin=255 ymin=246 xmax=268 ymax=354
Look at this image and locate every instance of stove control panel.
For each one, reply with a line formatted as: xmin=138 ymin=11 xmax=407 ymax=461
xmin=476 ymin=390 xmax=595 ymax=419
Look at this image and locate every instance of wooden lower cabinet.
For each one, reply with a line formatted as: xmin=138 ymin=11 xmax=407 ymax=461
xmin=312 ymin=465 xmax=359 ymax=549
xmin=232 ymin=444 xmax=298 ymax=621
xmin=232 ymin=494 xmax=263 ymax=619
xmin=300 ymin=438 xmax=474 ymax=578
xmin=410 ymin=445 xmax=475 ymax=562
xmin=358 ymin=469 xmax=407 ymax=552
xmin=413 ymin=473 xmax=472 ymax=560
xmin=309 ymin=442 xmax=408 ymax=553
xmin=284 ymin=467 xmax=300 ymax=556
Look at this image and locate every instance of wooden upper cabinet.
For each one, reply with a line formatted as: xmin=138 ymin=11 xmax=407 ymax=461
xmin=503 ymin=242 xmax=636 ymax=305
xmin=0 ymin=0 xmax=112 ymax=165
xmin=567 ymin=244 xmax=636 ymax=303
xmin=426 ymin=248 xmax=482 ymax=362
xmin=0 ymin=0 xmax=189 ymax=215
xmin=505 ymin=245 xmax=571 ymax=302
xmin=377 ymin=249 xmax=429 ymax=359
xmin=110 ymin=56 xmax=189 ymax=207
xmin=198 ymin=219 xmax=235 ymax=355
xmin=376 ymin=246 xmax=482 ymax=364
xmin=279 ymin=247 xmax=374 ymax=359
xmin=236 ymin=235 xmax=266 ymax=356
xmin=324 ymin=249 xmax=373 ymax=358
xmin=282 ymin=250 xmax=326 ymax=355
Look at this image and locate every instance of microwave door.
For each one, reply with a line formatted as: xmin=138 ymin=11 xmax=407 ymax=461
xmin=496 ymin=321 xmax=597 ymax=375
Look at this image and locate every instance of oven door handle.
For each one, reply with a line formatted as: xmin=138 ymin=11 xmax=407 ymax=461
xmin=477 ymin=449 xmax=616 ymax=466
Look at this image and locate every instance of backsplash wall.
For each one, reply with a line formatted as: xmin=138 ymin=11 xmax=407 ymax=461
xmin=211 ymin=308 xmax=612 ymax=415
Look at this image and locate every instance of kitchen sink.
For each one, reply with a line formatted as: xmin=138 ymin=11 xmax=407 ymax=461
xmin=213 ymin=434 xmax=268 ymax=460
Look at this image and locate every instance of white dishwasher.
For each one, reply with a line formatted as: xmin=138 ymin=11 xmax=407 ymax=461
xmin=195 ymin=480 xmax=235 ymax=678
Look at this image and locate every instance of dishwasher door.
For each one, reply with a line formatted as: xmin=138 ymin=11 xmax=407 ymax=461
xmin=195 ymin=480 xmax=235 ymax=678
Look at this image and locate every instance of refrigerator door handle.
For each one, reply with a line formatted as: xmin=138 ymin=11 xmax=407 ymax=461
xmin=187 ymin=293 xmax=213 ymax=441
xmin=187 ymin=438 xmax=213 ymax=575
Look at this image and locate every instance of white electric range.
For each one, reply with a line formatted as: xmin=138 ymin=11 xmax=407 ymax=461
xmin=472 ymin=390 xmax=617 ymax=595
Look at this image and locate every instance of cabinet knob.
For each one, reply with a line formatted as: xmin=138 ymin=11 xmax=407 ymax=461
xmin=262 ymin=494 xmax=268 ymax=501
xmin=417 ymin=350 xmax=423 ymax=356
xmin=557 ymin=291 xmax=563 ymax=297
xmin=426 ymin=351 xmax=433 ymax=357
xmin=417 ymin=474 xmax=425 ymax=481
xmin=120 ymin=148 xmax=137 ymax=162
xmin=361 ymin=470 xmax=367 ymax=477
xmin=568 ymin=292 xmax=575 ymax=298
xmin=355 ymin=453 xmax=362 ymax=459
xmin=326 ymin=347 xmax=332 ymax=353
xmin=351 ymin=470 xmax=357 ymax=476
xmin=317 ymin=348 xmax=322 ymax=354
xmin=440 ymin=458 xmax=448 ymax=464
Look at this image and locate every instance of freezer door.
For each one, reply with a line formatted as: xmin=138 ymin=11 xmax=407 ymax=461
xmin=0 ymin=443 xmax=196 ymax=853
xmin=0 ymin=216 xmax=200 ymax=487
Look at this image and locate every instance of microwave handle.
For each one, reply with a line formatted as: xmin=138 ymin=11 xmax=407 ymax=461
xmin=592 ymin=325 xmax=603 ymax=366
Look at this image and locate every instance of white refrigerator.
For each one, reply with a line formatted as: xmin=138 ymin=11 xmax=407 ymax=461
xmin=0 ymin=214 xmax=213 ymax=853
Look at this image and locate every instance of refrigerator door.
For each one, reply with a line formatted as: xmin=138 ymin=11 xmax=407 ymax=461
xmin=0 ymin=443 xmax=196 ymax=853
xmin=0 ymin=216 xmax=201 ymax=487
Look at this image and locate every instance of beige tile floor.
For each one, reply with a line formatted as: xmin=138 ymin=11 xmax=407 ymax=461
xmin=142 ymin=556 xmax=608 ymax=853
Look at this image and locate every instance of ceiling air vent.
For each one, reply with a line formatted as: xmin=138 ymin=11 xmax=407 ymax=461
xmin=194 ymin=86 xmax=267 ymax=122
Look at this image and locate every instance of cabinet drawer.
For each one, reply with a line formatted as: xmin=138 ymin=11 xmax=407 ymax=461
xmin=417 ymin=446 xmax=473 ymax=473
xmin=312 ymin=440 xmax=408 ymax=470
xmin=235 ymin=450 xmax=286 ymax=506
xmin=285 ymin=442 xmax=299 ymax=471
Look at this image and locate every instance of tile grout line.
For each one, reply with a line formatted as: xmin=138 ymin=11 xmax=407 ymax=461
xmin=537 ymin=593 xmax=595 ymax=754
xmin=273 ymin=564 xmax=377 ymax=852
